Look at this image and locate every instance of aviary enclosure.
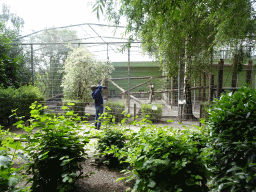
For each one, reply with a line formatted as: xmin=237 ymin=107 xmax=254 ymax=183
xmin=15 ymin=23 xmax=256 ymax=123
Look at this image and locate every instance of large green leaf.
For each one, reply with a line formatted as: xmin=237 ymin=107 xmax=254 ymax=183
xmin=0 ymin=155 xmax=11 ymax=169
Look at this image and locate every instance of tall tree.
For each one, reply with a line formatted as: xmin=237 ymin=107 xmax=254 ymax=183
xmin=93 ymin=0 xmax=255 ymax=119
xmin=0 ymin=4 xmax=29 ymax=87
xmin=62 ymin=47 xmax=114 ymax=102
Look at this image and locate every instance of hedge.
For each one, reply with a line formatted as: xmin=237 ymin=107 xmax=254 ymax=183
xmin=105 ymin=100 xmax=125 ymax=122
xmin=0 ymin=85 xmax=45 ymax=126
xmin=141 ymin=104 xmax=163 ymax=122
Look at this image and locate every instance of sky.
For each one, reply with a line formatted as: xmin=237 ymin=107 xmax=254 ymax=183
xmin=1 ymin=0 xmax=154 ymax=62
xmin=1 ymin=0 xmax=99 ymax=34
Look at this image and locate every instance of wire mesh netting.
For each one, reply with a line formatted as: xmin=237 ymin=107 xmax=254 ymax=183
xmin=9 ymin=24 xmax=256 ymax=124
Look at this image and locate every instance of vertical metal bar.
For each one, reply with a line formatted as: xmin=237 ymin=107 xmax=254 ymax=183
xmin=194 ymin=80 xmax=196 ymax=111
xmin=170 ymin=77 xmax=173 ymax=107
xmin=107 ymin=44 xmax=109 ymax=62
xmin=178 ymin=60 xmax=180 ymax=117
xmin=134 ymin=103 xmax=136 ymax=121
xmin=31 ymin=44 xmax=34 ymax=86
xmin=105 ymin=44 xmax=109 ymax=100
xmin=180 ymin=104 xmax=183 ymax=123
xmin=128 ymin=47 xmax=130 ymax=114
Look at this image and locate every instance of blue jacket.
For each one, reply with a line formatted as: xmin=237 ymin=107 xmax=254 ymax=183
xmin=92 ymin=85 xmax=103 ymax=107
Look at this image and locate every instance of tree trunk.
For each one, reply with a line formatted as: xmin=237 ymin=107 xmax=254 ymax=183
xmin=183 ymin=78 xmax=197 ymax=120
xmin=231 ymin=54 xmax=239 ymax=92
xmin=246 ymin=60 xmax=253 ymax=87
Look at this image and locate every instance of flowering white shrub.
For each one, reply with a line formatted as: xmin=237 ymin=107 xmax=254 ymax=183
xmin=61 ymin=47 xmax=114 ymax=102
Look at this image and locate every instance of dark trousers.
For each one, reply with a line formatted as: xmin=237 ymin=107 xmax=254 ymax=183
xmin=95 ymin=105 xmax=103 ymax=128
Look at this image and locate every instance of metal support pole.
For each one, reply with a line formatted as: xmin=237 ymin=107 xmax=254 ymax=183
xmin=107 ymin=44 xmax=109 ymax=62
xmin=180 ymin=104 xmax=183 ymax=123
xmin=178 ymin=61 xmax=181 ymax=118
xmin=193 ymin=80 xmax=196 ymax=111
xmin=31 ymin=44 xmax=34 ymax=86
xmin=105 ymin=44 xmax=109 ymax=100
xmin=128 ymin=47 xmax=130 ymax=114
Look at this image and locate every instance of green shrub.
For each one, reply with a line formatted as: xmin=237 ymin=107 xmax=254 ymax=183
xmin=0 ymin=127 xmax=15 ymax=147
xmin=105 ymin=100 xmax=125 ymax=122
xmin=15 ymin=85 xmax=45 ymax=119
xmin=15 ymin=102 xmax=91 ymax=192
xmin=62 ymin=100 xmax=88 ymax=117
xmin=200 ymin=102 xmax=211 ymax=120
xmin=97 ymin=126 xmax=127 ymax=166
xmin=206 ymin=86 xmax=256 ymax=191
xmin=0 ymin=85 xmax=45 ymax=126
xmin=0 ymin=125 xmax=29 ymax=192
xmin=0 ymin=87 xmax=16 ymax=126
xmin=116 ymin=125 xmax=210 ymax=192
xmin=141 ymin=104 xmax=162 ymax=122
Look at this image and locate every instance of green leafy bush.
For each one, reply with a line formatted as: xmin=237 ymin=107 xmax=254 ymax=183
xmin=15 ymin=85 xmax=45 ymax=119
xmin=15 ymin=102 xmax=91 ymax=192
xmin=0 ymin=126 xmax=29 ymax=192
xmin=0 ymin=87 xmax=16 ymax=126
xmin=97 ymin=126 xmax=127 ymax=166
xmin=105 ymin=100 xmax=125 ymax=122
xmin=62 ymin=100 xmax=88 ymax=117
xmin=206 ymin=86 xmax=256 ymax=191
xmin=141 ymin=104 xmax=162 ymax=123
xmin=200 ymin=102 xmax=211 ymax=120
xmin=0 ymin=85 xmax=45 ymax=126
xmin=117 ymin=125 xmax=210 ymax=192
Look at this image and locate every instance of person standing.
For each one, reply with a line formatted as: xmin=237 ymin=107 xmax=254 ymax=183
xmin=91 ymin=84 xmax=106 ymax=129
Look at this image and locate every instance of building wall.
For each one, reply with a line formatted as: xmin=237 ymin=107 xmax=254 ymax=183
xmin=108 ymin=66 xmax=163 ymax=98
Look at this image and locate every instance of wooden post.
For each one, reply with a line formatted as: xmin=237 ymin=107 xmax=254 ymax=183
xmin=171 ymin=77 xmax=173 ymax=106
xmin=209 ymin=75 xmax=215 ymax=102
xmin=104 ymin=79 xmax=108 ymax=100
xmin=208 ymin=74 xmax=211 ymax=102
xmin=203 ymin=72 xmax=206 ymax=102
xmin=198 ymin=73 xmax=201 ymax=101
xmin=246 ymin=60 xmax=253 ymax=87
xmin=217 ymin=59 xmax=224 ymax=98
xmin=180 ymin=104 xmax=183 ymax=123
xmin=134 ymin=103 xmax=136 ymax=121
xmin=199 ymin=104 xmax=202 ymax=127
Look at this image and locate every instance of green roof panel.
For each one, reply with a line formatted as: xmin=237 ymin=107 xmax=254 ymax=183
xmin=110 ymin=61 xmax=160 ymax=67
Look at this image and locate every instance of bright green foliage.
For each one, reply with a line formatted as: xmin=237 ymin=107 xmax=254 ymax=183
xmin=0 ymin=85 xmax=45 ymax=126
xmin=115 ymin=125 xmax=210 ymax=192
xmin=0 ymin=126 xmax=30 ymax=192
xmin=62 ymin=100 xmax=88 ymax=117
xmin=200 ymin=101 xmax=212 ymax=121
xmin=207 ymin=86 xmax=256 ymax=191
xmin=15 ymin=102 xmax=91 ymax=192
xmin=105 ymin=100 xmax=125 ymax=122
xmin=141 ymin=104 xmax=162 ymax=123
xmin=97 ymin=126 xmax=127 ymax=166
